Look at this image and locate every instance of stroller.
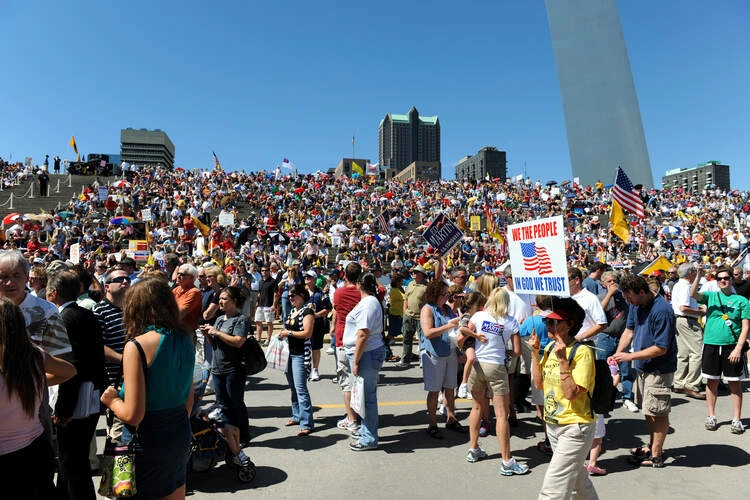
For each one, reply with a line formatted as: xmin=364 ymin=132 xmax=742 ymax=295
xmin=189 ymin=362 xmax=256 ymax=483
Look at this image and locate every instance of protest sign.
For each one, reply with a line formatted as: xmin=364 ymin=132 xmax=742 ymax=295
xmin=422 ymin=213 xmax=463 ymax=257
xmin=506 ymin=215 xmax=568 ymax=297
xmin=470 ymin=216 xmax=481 ymax=231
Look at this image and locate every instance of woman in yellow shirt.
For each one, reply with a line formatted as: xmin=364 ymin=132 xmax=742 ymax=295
xmin=385 ymin=275 xmax=405 ymax=362
xmin=530 ymin=297 xmax=597 ymax=500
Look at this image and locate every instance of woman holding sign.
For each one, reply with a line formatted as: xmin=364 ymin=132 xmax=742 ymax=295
xmin=529 ymin=297 xmax=597 ymax=499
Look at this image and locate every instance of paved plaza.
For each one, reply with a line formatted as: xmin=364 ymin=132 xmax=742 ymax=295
xmin=93 ymin=353 xmax=750 ymax=500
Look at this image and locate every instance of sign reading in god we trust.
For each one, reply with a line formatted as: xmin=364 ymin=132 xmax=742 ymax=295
xmin=507 ymin=215 xmax=569 ymax=297
xmin=422 ymin=212 xmax=464 ymax=256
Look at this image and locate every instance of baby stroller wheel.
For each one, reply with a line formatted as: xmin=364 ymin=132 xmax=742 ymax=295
xmin=237 ymin=462 xmax=256 ymax=483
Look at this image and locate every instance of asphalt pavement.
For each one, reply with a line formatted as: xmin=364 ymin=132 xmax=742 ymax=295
xmin=131 ymin=351 xmax=750 ymax=500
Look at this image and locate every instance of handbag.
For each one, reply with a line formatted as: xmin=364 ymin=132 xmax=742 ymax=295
xmin=241 ymin=335 xmax=268 ymax=375
xmin=98 ymin=338 xmax=148 ymax=499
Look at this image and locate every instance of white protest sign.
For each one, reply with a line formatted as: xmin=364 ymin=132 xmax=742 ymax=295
xmin=141 ymin=208 xmax=151 ymax=221
xmin=506 ymin=215 xmax=569 ymax=297
xmin=218 ymin=212 xmax=235 ymax=227
xmin=98 ymin=186 xmax=108 ymax=201
xmin=70 ymin=243 xmax=80 ymax=264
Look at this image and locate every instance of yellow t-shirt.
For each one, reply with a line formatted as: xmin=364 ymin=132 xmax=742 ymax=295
xmin=541 ymin=344 xmax=596 ymax=425
xmin=389 ymin=288 xmax=404 ymax=316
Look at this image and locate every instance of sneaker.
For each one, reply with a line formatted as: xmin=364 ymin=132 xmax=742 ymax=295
xmin=349 ymin=441 xmax=377 ymax=451
xmin=438 ymin=392 xmax=444 ymax=405
xmin=458 ymin=383 xmax=469 ymax=399
xmin=466 ymin=447 xmax=488 ymax=463
xmin=730 ymin=419 xmax=745 ymax=434
xmin=479 ymin=420 xmax=490 ymax=437
xmin=309 ymin=369 xmax=320 ymax=381
xmin=536 ymin=440 xmax=553 ymax=456
xmin=337 ymin=417 xmax=352 ymax=429
xmin=231 ymin=450 xmax=251 ymax=466
xmin=326 ymin=347 xmax=335 ymax=355
xmin=346 ymin=421 xmax=361 ymax=433
xmin=623 ymin=399 xmax=640 ymax=413
xmin=351 ymin=429 xmax=361 ymax=438
xmin=500 ymin=457 xmax=530 ymax=476
xmin=585 ymin=464 xmax=607 ymax=476
xmin=705 ymin=415 xmax=718 ymax=431
xmin=437 ymin=404 xmax=446 ymax=417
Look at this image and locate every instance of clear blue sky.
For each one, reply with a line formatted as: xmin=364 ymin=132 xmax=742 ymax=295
xmin=1 ymin=1 xmax=748 ymax=188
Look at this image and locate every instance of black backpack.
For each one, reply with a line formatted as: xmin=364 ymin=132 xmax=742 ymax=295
xmin=543 ymin=341 xmax=616 ymax=415
xmin=241 ymin=336 xmax=267 ymax=375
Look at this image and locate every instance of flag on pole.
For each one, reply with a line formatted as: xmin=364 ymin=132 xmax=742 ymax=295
xmin=212 ymin=151 xmax=222 ymax=172
xmin=376 ymin=211 xmax=391 ymax=235
xmin=352 ymin=161 xmax=364 ymax=176
xmin=70 ymin=135 xmax=80 ymax=162
xmin=281 ymin=158 xmax=294 ymax=170
xmin=610 ymin=199 xmax=630 ymax=242
xmin=638 ymin=255 xmax=674 ymax=276
xmin=613 ymin=167 xmax=645 ymax=218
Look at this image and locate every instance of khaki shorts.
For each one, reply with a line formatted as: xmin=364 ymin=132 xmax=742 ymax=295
xmin=468 ymin=361 xmax=509 ymax=397
xmin=336 ymin=347 xmax=353 ymax=392
xmin=634 ymin=371 xmax=673 ymax=417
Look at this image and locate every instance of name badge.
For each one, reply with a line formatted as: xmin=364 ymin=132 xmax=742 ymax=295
xmin=725 ymin=319 xmax=733 ymax=327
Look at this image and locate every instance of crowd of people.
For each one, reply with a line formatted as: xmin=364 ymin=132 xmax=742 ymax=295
xmin=1 ymin=162 xmax=750 ymax=499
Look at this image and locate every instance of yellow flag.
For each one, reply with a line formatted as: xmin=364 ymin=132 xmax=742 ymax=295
xmin=457 ymin=213 xmax=469 ymax=231
xmin=70 ymin=135 xmax=80 ymax=162
xmin=352 ymin=161 xmax=363 ymax=175
xmin=610 ymin=199 xmax=630 ymax=242
xmin=639 ymin=255 xmax=674 ymax=276
xmin=190 ymin=216 xmax=210 ymax=237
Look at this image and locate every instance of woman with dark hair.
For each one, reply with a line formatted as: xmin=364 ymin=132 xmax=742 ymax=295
xmin=342 ymin=273 xmax=386 ymax=451
xmin=0 ymin=298 xmax=76 ymax=500
xmin=200 ymin=285 xmax=251 ymax=461
xmin=278 ymin=284 xmax=315 ymax=436
xmin=385 ymin=273 xmax=405 ymax=362
xmin=420 ymin=279 xmax=462 ymax=439
xmin=529 ymin=297 xmax=597 ymax=498
xmin=100 ymin=277 xmax=196 ymax=500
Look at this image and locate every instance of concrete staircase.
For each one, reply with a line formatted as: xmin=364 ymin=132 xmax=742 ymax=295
xmin=0 ymin=174 xmax=114 ymax=216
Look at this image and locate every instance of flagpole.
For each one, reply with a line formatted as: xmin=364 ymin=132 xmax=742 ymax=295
xmin=352 ymin=135 xmax=355 ymax=159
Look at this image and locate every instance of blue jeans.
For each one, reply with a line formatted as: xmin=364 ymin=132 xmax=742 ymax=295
xmin=347 ymin=346 xmax=386 ymax=447
xmin=619 ymin=359 xmax=634 ymax=401
xmin=285 ymin=354 xmax=313 ymax=430
xmin=594 ymin=333 xmax=617 ymax=360
xmin=281 ymin=298 xmax=292 ymax=322
xmin=594 ymin=333 xmax=633 ymax=400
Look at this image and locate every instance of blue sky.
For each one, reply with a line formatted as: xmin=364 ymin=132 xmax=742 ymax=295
xmin=1 ymin=1 xmax=748 ymax=188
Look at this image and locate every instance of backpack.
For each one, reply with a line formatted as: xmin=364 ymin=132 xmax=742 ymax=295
xmin=241 ymin=335 xmax=267 ymax=375
xmin=543 ymin=341 xmax=616 ymax=415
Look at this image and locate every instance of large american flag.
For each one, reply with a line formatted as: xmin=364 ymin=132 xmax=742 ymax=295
xmin=521 ymin=242 xmax=553 ymax=275
xmin=376 ymin=210 xmax=391 ymax=235
xmin=613 ymin=167 xmax=645 ymax=218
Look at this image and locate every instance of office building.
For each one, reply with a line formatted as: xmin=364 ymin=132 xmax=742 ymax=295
xmin=662 ymin=161 xmax=730 ymax=191
xmin=120 ymin=128 xmax=175 ymax=170
xmin=455 ymin=147 xmax=507 ymax=182
xmin=545 ymin=0 xmax=653 ymax=187
xmin=378 ymin=107 xmax=440 ymax=173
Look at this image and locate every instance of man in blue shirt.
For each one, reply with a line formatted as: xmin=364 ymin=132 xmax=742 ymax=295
xmin=611 ymin=274 xmax=677 ymax=469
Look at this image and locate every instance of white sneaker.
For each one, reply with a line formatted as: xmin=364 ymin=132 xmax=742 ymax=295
xmin=309 ymin=369 xmax=320 ymax=381
xmin=438 ymin=392 xmax=444 ymax=405
xmin=623 ymin=400 xmax=639 ymax=413
xmin=458 ymin=383 xmax=469 ymax=399
xmin=438 ymin=404 xmax=446 ymax=417
xmin=337 ymin=417 xmax=352 ymax=429
xmin=326 ymin=347 xmax=335 ymax=355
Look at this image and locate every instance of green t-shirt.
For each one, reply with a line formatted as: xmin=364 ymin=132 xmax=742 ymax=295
xmin=698 ymin=291 xmax=750 ymax=345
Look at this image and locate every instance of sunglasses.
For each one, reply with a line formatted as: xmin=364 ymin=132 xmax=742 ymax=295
xmin=543 ymin=318 xmax=566 ymax=326
xmin=107 ymin=276 xmax=131 ymax=284
xmin=716 ymin=276 xmax=732 ymax=282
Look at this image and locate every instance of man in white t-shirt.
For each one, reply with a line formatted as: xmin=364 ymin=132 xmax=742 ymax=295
xmin=568 ymin=267 xmax=607 ymax=341
xmin=670 ymin=263 xmax=706 ymax=399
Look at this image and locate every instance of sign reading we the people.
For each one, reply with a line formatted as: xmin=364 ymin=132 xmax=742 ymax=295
xmin=422 ymin=212 xmax=464 ymax=256
xmin=506 ymin=215 xmax=569 ymax=297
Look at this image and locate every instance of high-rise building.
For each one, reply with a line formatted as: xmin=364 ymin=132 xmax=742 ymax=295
xmin=662 ymin=161 xmax=730 ymax=191
xmin=120 ymin=128 xmax=175 ymax=170
xmin=378 ymin=107 xmax=440 ymax=174
xmin=455 ymin=147 xmax=507 ymax=182
xmin=545 ymin=0 xmax=653 ymax=187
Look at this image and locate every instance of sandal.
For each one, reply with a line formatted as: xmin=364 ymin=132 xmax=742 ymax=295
xmin=639 ymin=455 xmax=665 ymax=468
xmin=630 ymin=446 xmax=650 ymax=460
xmin=427 ymin=425 xmax=444 ymax=439
xmin=445 ymin=419 xmax=466 ymax=433
xmin=285 ymin=420 xmax=299 ymax=427
xmin=297 ymin=428 xmax=312 ymax=437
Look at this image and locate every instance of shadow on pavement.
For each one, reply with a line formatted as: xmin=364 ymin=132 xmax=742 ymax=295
xmin=187 ymin=464 xmax=288 ymax=494
xmin=667 ymin=443 xmax=750 ymax=468
xmin=252 ymin=432 xmax=348 ymax=451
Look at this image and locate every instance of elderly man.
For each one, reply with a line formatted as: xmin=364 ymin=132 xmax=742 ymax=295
xmin=670 ymin=263 xmax=706 ymax=399
xmin=93 ymin=266 xmax=130 ymax=386
xmin=173 ymin=263 xmax=203 ymax=333
xmin=0 ymin=250 xmax=71 ymax=358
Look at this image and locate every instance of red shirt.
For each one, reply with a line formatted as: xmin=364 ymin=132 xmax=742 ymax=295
xmin=333 ymin=285 xmax=361 ymax=347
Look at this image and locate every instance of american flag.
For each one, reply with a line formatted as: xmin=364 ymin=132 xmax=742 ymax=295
xmin=376 ymin=211 xmax=391 ymax=235
xmin=521 ymin=242 xmax=553 ymax=275
xmin=613 ymin=167 xmax=645 ymax=218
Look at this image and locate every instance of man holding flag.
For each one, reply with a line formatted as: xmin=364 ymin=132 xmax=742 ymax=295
xmin=610 ymin=167 xmax=645 ymax=242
